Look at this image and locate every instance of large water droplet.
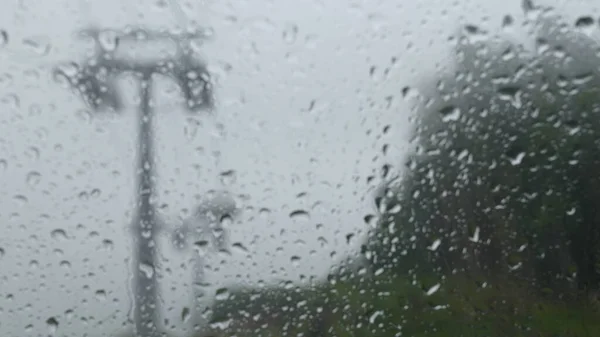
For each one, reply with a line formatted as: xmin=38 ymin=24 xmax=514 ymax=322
xmin=51 ymin=229 xmax=68 ymax=241
xmin=575 ymin=16 xmax=595 ymax=28
xmin=289 ymin=209 xmax=310 ymax=221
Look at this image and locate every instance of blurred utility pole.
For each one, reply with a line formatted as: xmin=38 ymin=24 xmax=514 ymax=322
xmin=172 ymin=190 xmax=238 ymax=332
xmin=55 ymin=26 xmax=214 ymax=337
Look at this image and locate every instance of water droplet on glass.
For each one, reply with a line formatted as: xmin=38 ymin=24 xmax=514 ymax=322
xmin=181 ymin=307 xmax=191 ymax=322
xmin=282 ymin=23 xmax=298 ymax=44
xmin=102 ymin=239 xmax=114 ymax=251
xmin=0 ymin=159 xmax=7 ymax=171
xmin=13 ymin=194 xmax=28 ymax=205
xmin=215 ymin=287 xmax=229 ymax=301
xmin=289 ymin=209 xmax=310 ymax=221
xmin=219 ymin=170 xmax=237 ymax=186
xmin=259 ymin=208 xmax=271 ymax=218
xmin=426 ymin=283 xmax=441 ymax=296
xmin=91 ymin=188 xmax=101 ymax=198
xmin=25 ymin=146 xmax=39 ymax=160
xmin=0 ymin=247 xmax=4 ymax=259
xmin=95 ymin=289 xmax=106 ymax=301
xmin=521 ymin=0 xmax=535 ymax=13
xmin=575 ymin=16 xmax=595 ymax=28
xmin=428 ymin=238 xmax=442 ymax=251
xmin=194 ymin=239 xmax=210 ymax=254
xmin=231 ymin=242 xmax=248 ymax=253
xmin=29 ymin=259 xmax=39 ymax=269
xmin=502 ymin=15 xmax=514 ymax=28
xmin=184 ymin=117 xmax=201 ymax=140
xmin=463 ymin=24 xmax=487 ymax=42
xmin=46 ymin=317 xmax=59 ymax=334
xmin=439 ymin=105 xmax=461 ymax=122
xmin=78 ymin=191 xmax=89 ymax=201
xmin=26 ymin=171 xmax=41 ymax=186
xmin=98 ymin=30 xmax=119 ymax=51
xmin=139 ymin=262 xmax=155 ymax=278
xmin=369 ymin=310 xmax=383 ymax=324
xmin=291 ymin=255 xmax=301 ymax=266
xmin=507 ymin=150 xmax=526 ymax=166
xmin=51 ymin=229 xmax=68 ymax=241
xmin=469 ymin=226 xmax=481 ymax=243
xmin=498 ymin=86 xmax=522 ymax=108
xmin=22 ymin=37 xmax=51 ymax=56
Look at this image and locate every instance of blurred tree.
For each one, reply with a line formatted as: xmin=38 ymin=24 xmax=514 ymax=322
xmin=367 ymin=9 xmax=600 ymax=305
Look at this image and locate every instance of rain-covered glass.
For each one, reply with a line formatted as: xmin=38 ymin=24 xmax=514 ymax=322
xmin=1 ymin=1 xmax=600 ymax=337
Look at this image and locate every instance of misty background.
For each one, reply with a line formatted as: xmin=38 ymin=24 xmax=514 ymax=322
xmin=0 ymin=0 xmax=598 ymax=336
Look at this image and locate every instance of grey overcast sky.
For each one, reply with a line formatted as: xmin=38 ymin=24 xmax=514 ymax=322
xmin=0 ymin=0 xmax=598 ymax=336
